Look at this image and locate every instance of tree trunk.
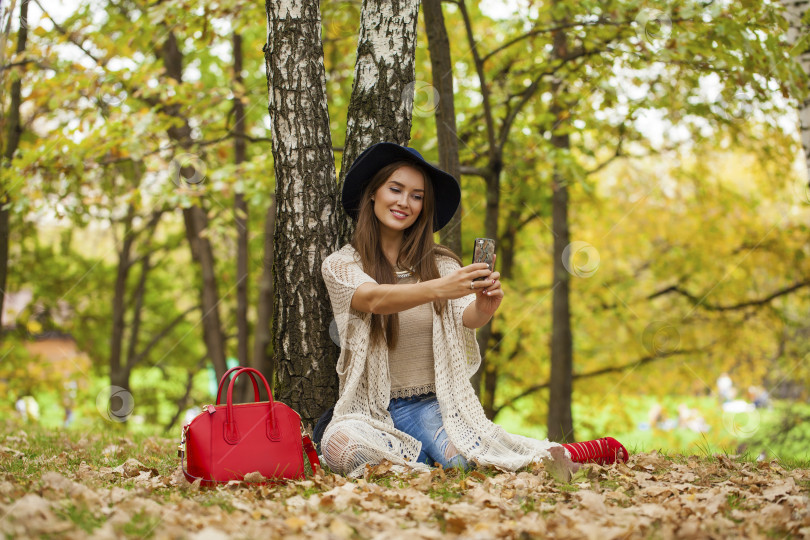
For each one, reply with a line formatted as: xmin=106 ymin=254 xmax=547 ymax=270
xmin=781 ymin=0 xmax=810 ymax=185
xmin=478 ymin=207 xmax=520 ymax=418
xmin=424 ymin=0 xmax=462 ymax=254
xmin=181 ymin=206 xmax=229 ymax=380
xmin=500 ymin=208 xmax=520 ymax=280
xmin=337 ymin=0 xmax=421 ymax=245
xmin=158 ymin=30 xmax=228 ymax=381
xmin=265 ymin=0 xmax=342 ymax=426
xmin=110 ymin=204 xmax=136 ymax=397
xmin=0 ymin=0 xmax=28 ymax=326
xmin=251 ymin=199 xmax=276 ymax=393
xmin=233 ymin=32 xmax=249 ymax=369
xmin=546 ymin=24 xmax=575 ymax=443
xmin=233 ymin=32 xmax=251 ymax=401
xmin=456 ymin=0 xmax=503 ymax=404
xmin=473 ymin=168 xmax=500 ymax=415
xmin=124 ymin=245 xmax=150 ymax=372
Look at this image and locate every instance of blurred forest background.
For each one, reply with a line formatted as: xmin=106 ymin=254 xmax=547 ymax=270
xmin=1 ymin=0 xmax=809 ymax=462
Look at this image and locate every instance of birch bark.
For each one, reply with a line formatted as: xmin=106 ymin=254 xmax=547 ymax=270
xmin=265 ymin=0 xmax=341 ymax=425
xmin=338 ymin=0 xmax=420 ymax=244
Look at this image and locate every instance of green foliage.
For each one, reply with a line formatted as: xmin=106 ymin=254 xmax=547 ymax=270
xmin=2 ymin=0 xmax=808 ymax=444
xmin=746 ymin=402 xmax=810 ymax=463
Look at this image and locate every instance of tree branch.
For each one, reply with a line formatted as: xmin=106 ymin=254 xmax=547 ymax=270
xmin=32 ymin=0 xmax=104 ymax=66
xmin=584 ymin=134 xmax=624 ymax=176
xmin=481 ymin=16 xmax=696 ymax=63
xmin=163 ymin=353 xmax=207 ymax=433
xmin=458 ymin=165 xmax=489 ymax=177
xmin=130 ymin=304 xmax=200 ymax=369
xmin=497 ymin=47 xmax=603 ymax=150
xmin=493 ymin=346 xmax=709 ymax=416
xmin=0 ymin=59 xmax=37 ymax=72
xmin=458 ymin=0 xmax=497 ymax=154
xmin=648 ymin=280 xmax=810 ymax=312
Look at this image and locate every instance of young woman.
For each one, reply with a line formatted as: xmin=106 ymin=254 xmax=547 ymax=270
xmin=319 ymin=142 xmax=627 ymax=477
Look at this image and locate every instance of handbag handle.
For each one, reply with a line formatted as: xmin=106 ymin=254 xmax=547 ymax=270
xmin=215 ymin=366 xmax=260 ymax=405
xmin=224 ymin=367 xmax=279 ymax=444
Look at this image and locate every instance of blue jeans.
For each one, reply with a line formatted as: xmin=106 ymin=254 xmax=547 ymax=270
xmin=388 ymin=393 xmax=469 ymax=470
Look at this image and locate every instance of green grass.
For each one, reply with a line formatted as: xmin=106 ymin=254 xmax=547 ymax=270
xmin=55 ymin=504 xmax=106 ymax=534
xmin=120 ymin=511 xmax=161 ymax=538
xmin=1 ymin=419 xmax=807 ymax=539
xmin=496 ymin=393 xmax=810 ymax=464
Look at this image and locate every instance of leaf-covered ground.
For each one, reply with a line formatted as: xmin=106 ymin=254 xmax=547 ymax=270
xmin=0 ymin=425 xmax=808 ymax=539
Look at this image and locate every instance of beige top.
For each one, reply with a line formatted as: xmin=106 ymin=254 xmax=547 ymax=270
xmin=388 ymin=274 xmax=435 ymax=399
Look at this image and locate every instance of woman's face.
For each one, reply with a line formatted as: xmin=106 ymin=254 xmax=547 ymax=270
xmin=372 ymin=165 xmax=425 ymax=233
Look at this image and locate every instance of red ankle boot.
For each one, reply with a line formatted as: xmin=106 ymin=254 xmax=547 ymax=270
xmin=562 ymin=437 xmax=628 ymax=465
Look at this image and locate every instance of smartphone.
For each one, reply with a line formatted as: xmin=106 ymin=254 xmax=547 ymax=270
xmin=472 ymin=238 xmax=496 ymax=281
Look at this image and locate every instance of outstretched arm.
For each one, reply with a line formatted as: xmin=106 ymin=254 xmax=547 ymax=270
xmin=351 ymin=262 xmax=493 ymax=315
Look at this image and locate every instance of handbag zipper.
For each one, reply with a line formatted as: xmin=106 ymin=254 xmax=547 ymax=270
xmin=202 ymin=404 xmax=216 ymax=414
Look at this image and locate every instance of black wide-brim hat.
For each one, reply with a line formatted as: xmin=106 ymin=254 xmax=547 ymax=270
xmin=342 ymin=142 xmax=461 ymax=232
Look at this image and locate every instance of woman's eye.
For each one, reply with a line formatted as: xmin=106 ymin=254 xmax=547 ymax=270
xmin=413 ymin=195 xmax=423 ymax=201
xmin=389 ymin=188 xmax=400 ymax=193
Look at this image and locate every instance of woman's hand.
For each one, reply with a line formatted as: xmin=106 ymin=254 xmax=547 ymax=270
xmin=432 ymin=262 xmax=493 ymax=300
xmin=473 ymin=255 xmax=503 ymax=317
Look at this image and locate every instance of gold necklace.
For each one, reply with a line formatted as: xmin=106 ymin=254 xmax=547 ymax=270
xmin=394 ymin=267 xmax=414 ymax=279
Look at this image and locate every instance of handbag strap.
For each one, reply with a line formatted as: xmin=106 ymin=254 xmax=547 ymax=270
xmin=302 ymin=434 xmax=321 ymax=471
xmin=179 ymin=433 xmax=321 ymax=484
xmin=215 ymin=366 xmax=260 ymax=405
xmin=224 ymin=368 xmax=277 ymax=443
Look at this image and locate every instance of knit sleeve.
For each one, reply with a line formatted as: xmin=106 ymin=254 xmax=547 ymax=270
xmin=322 ymin=247 xmax=377 ymax=350
xmin=438 ymin=254 xmax=481 ymax=377
xmin=436 ymin=255 xmax=475 ymax=322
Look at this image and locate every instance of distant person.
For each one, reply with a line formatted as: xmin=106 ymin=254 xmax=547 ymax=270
xmin=677 ymin=403 xmax=710 ymax=433
xmin=645 ymin=402 xmax=676 ymax=431
xmin=15 ymin=395 xmax=40 ymax=423
xmin=747 ymin=386 xmax=769 ymax=409
xmin=316 ymin=142 xmax=628 ymax=477
xmin=62 ymin=380 xmax=77 ymax=427
xmin=716 ymin=372 xmax=736 ymax=403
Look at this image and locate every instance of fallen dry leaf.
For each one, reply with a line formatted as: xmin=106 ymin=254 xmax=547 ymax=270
xmin=0 ymin=424 xmax=807 ymax=540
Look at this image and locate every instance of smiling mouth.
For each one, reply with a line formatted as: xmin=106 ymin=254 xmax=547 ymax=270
xmin=391 ymin=210 xmax=408 ymax=218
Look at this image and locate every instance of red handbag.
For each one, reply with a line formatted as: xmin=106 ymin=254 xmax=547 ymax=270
xmin=179 ymin=367 xmax=319 ymax=485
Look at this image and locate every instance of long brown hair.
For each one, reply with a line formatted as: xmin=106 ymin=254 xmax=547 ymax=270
xmin=351 ymin=161 xmax=461 ymax=349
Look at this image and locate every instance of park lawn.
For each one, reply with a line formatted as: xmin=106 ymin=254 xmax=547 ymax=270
xmin=0 ymin=422 xmax=808 ymax=539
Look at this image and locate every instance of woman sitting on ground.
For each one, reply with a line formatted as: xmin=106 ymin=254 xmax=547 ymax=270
xmin=318 ymin=142 xmax=627 ymax=477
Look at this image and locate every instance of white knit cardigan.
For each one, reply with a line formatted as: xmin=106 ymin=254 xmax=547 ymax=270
xmin=320 ymin=244 xmax=562 ymax=477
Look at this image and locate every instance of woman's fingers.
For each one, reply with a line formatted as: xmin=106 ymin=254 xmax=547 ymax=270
xmin=453 ymin=264 xmax=497 ymax=297
xmin=463 ymin=263 xmax=491 ymax=273
xmin=482 ymin=280 xmax=503 ymax=296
